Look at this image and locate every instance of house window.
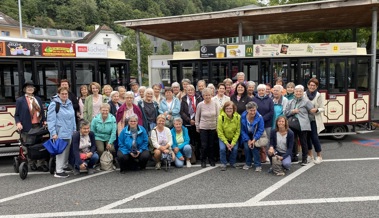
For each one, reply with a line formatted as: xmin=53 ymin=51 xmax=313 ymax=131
xmin=1 ymin=31 xmax=10 ymax=36
xmin=62 ymin=30 xmax=71 ymax=37
xmin=104 ymin=38 xmax=111 ymax=47
xmin=76 ymin=31 xmax=84 ymax=37
xmin=47 ymin=29 xmax=57 ymax=36
xmin=32 ymin=28 xmax=43 ymax=35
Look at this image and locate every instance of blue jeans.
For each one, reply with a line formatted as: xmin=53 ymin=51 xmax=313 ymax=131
xmin=219 ymin=139 xmax=238 ymax=165
xmin=174 ymin=145 xmax=192 ymax=168
xmin=83 ymin=152 xmax=99 ymax=169
xmin=307 ymin=121 xmax=322 ymax=153
xmin=244 ymin=142 xmax=261 ymax=167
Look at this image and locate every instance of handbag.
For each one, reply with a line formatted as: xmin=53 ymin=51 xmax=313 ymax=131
xmin=100 ymin=150 xmax=114 ymax=171
xmin=288 ymin=116 xmax=301 ymax=131
xmin=272 ymin=155 xmax=284 ymax=175
xmin=165 ymin=116 xmax=174 ymax=128
xmin=252 ymin=122 xmax=268 ymax=148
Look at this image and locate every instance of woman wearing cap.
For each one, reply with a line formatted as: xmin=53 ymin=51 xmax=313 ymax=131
xmin=15 ymin=81 xmax=48 ymax=172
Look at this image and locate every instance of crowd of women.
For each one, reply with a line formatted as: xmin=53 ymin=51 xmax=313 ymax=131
xmin=14 ymin=72 xmax=325 ymax=178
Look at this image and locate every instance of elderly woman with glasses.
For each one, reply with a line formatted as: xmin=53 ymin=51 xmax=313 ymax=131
xmin=171 ymin=117 xmax=193 ymax=168
xmin=117 ymin=115 xmax=150 ymax=173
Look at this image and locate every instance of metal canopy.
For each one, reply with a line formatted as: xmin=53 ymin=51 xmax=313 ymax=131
xmin=115 ymin=0 xmax=379 ymax=41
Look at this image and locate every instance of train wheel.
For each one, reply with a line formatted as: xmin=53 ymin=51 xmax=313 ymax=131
xmin=49 ymin=157 xmax=56 ymax=175
xmin=19 ymin=162 xmax=28 ymax=180
xmin=330 ymin=125 xmax=347 ymax=140
xmin=13 ymin=157 xmax=20 ymax=173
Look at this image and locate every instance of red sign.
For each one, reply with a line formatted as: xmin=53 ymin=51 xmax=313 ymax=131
xmin=0 ymin=41 xmax=5 ymax=56
xmin=42 ymin=43 xmax=76 ymax=57
xmin=77 ymin=46 xmax=88 ymax=52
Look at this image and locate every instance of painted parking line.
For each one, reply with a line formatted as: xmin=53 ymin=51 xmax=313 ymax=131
xmin=0 ymin=172 xmax=47 ymax=178
xmin=95 ymin=166 xmax=216 ymax=211
xmin=0 ymin=170 xmax=112 ymax=204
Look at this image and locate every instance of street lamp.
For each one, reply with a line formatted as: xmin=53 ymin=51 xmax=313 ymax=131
xmin=18 ymin=0 xmax=23 ymax=38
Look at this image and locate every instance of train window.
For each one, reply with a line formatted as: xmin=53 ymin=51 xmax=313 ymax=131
xmin=36 ymin=61 xmax=59 ymax=100
xmin=300 ymin=60 xmax=316 ymax=88
xmin=347 ymin=58 xmax=356 ymax=90
xmin=260 ymin=60 xmax=270 ymax=84
xmin=110 ymin=63 xmax=125 ymax=88
xmin=75 ymin=61 xmax=96 ymax=95
xmin=242 ymin=61 xmax=259 ymax=84
xmin=200 ymin=62 xmax=208 ymax=84
xmin=356 ymin=57 xmax=369 ymax=91
xmin=0 ymin=61 xmax=19 ymax=103
xmin=271 ymin=60 xmax=289 ymax=86
xmin=319 ymin=59 xmax=327 ymax=89
xmin=211 ymin=61 xmax=229 ymax=85
xmin=329 ymin=58 xmax=346 ymax=93
xmin=181 ymin=62 xmax=196 ymax=84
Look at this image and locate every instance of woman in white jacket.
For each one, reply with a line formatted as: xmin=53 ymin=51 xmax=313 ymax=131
xmin=305 ymin=78 xmax=325 ymax=164
xmin=150 ymin=114 xmax=175 ymax=170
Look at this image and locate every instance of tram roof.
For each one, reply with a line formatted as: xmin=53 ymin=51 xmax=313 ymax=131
xmin=115 ymin=0 xmax=379 ymax=41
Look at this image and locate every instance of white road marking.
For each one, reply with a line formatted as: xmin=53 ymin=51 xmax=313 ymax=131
xmin=0 ymin=172 xmax=47 ymax=177
xmin=246 ymin=162 xmax=315 ymax=204
xmin=1 ymin=196 xmax=379 ymax=218
xmin=323 ymin=157 xmax=379 ymax=162
xmin=95 ymin=166 xmax=216 ymax=211
xmin=0 ymin=170 xmax=111 ymax=204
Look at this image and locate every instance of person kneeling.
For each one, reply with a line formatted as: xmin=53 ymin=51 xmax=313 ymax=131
xmin=171 ymin=118 xmax=192 ymax=168
xmin=151 ymin=115 xmax=175 ymax=170
xmin=267 ymin=116 xmax=294 ymax=176
xmin=71 ymin=120 xmax=99 ymax=175
xmin=117 ymin=115 xmax=150 ymax=174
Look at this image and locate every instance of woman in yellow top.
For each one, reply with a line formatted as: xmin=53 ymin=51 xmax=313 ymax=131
xmin=217 ymin=101 xmax=241 ymax=171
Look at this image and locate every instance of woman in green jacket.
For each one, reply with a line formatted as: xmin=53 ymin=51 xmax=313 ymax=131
xmin=217 ymin=101 xmax=241 ymax=171
xmin=90 ymin=103 xmax=117 ymax=157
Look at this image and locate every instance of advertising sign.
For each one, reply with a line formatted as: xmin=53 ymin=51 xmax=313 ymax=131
xmin=226 ymin=45 xmax=245 ymax=57
xmin=4 ymin=41 xmax=42 ymax=56
xmin=76 ymin=44 xmax=107 ymax=58
xmin=42 ymin=43 xmax=76 ymax=57
xmin=0 ymin=41 xmax=5 ymax=56
xmin=200 ymin=45 xmax=226 ymax=58
xmin=253 ymin=43 xmax=357 ymax=57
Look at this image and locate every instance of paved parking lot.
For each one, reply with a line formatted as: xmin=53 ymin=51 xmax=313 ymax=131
xmin=0 ymin=132 xmax=378 ymax=218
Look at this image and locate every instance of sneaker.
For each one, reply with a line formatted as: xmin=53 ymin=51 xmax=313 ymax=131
xmin=63 ymin=166 xmax=72 ymax=173
xmin=242 ymin=164 xmax=251 ymax=170
xmin=220 ymin=165 xmax=227 ymax=171
xmin=155 ymin=162 xmax=161 ymax=170
xmin=87 ymin=168 xmax=95 ymax=175
xmin=314 ymin=156 xmax=323 ymax=164
xmin=276 ymin=172 xmax=285 ymax=176
xmin=54 ymin=172 xmax=69 ymax=178
xmin=301 ymin=159 xmax=308 ymax=166
xmin=186 ymin=160 xmax=192 ymax=168
xmin=291 ymin=156 xmax=299 ymax=163
xmin=307 ymin=156 xmax=314 ymax=163
xmin=255 ymin=166 xmax=262 ymax=172
xmin=73 ymin=169 xmax=80 ymax=176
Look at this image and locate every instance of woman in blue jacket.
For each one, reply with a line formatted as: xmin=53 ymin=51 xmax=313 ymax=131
xmin=171 ymin=117 xmax=192 ymax=168
xmin=117 ymin=114 xmax=150 ymax=173
xmin=159 ymin=87 xmax=181 ymax=128
xmin=240 ymin=101 xmax=265 ymax=172
xmin=47 ymin=87 xmax=76 ymax=178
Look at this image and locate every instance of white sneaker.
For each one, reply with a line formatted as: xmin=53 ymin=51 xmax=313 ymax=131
xmin=186 ymin=160 xmax=192 ymax=168
xmin=242 ymin=164 xmax=251 ymax=170
xmin=314 ymin=156 xmax=323 ymax=164
xmin=307 ymin=156 xmax=314 ymax=163
xmin=255 ymin=166 xmax=262 ymax=172
xmin=155 ymin=162 xmax=161 ymax=170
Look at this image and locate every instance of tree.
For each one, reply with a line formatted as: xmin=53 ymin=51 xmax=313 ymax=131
xmin=119 ymin=29 xmax=153 ymax=86
xmin=157 ymin=42 xmax=171 ymax=55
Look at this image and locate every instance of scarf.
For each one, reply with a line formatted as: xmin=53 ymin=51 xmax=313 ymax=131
xmin=306 ymin=90 xmax=317 ymax=101
xmin=26 ymin=95 xmax=42 ymax=120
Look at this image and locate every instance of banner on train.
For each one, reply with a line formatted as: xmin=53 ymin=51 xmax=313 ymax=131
xmin=76 ymin=44 xmax=107 ymax=58
xmin=253 ymin=43 xmax=358 ymax=57
xmin=2 ymin=41 xmax=42 ymax=56
xmin=42 ymin=43 xmax=76 ymax=57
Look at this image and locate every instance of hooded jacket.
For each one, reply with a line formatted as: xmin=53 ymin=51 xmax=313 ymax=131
xmin=118 ymin=125 xmax=148 ymax=155
xmin=47 ymin=95 xmax=76 ymax=139
xmin=217 ymin=109 xmax=241 ymax=146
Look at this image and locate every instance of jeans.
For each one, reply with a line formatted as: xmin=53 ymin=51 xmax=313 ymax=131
xmin=56 ymin=138 xmax=72 ymax=173
xmin=174 ymin=144 xmax=192 ymax=168
xmin=265 ymin=127 xmax=272 ymax=150
xmin=199 ymin=129 xmax=216 ymax=163
xmin=79 ymin=152 xmax=99 ymax=169
xmin=307 ymin=121 xmax=322 ymax=153
xmin=291 ymin=128 xmax=308 ymax=160
xmin=219 ymin=139 xmax=238 ymax=165
xmin=243 ymin=142 xmax=261 ymax=167
xmin=269 ymin=153 xmax=291 ymax=170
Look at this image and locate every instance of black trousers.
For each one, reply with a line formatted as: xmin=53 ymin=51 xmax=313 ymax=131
xmin=186 ymin=125 xmax=201 ymax=159
xmin=199 ymin=129 xmax=216 ymax=163
xmin=291 ymin=128 xmax=309 ymax=160
xmin=117 ymin=150 xmax=150 ymax=171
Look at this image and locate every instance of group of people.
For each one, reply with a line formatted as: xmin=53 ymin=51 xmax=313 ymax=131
xmin=14 ymin=71 xmax=325 ymax=178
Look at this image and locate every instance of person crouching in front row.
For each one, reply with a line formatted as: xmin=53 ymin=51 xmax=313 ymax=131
xmin=117 ymin=115 xmax=150 ymax=174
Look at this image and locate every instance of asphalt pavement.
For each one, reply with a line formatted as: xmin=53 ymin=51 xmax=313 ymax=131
xmin=0 ymin=131 xmax=378 ymax=218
